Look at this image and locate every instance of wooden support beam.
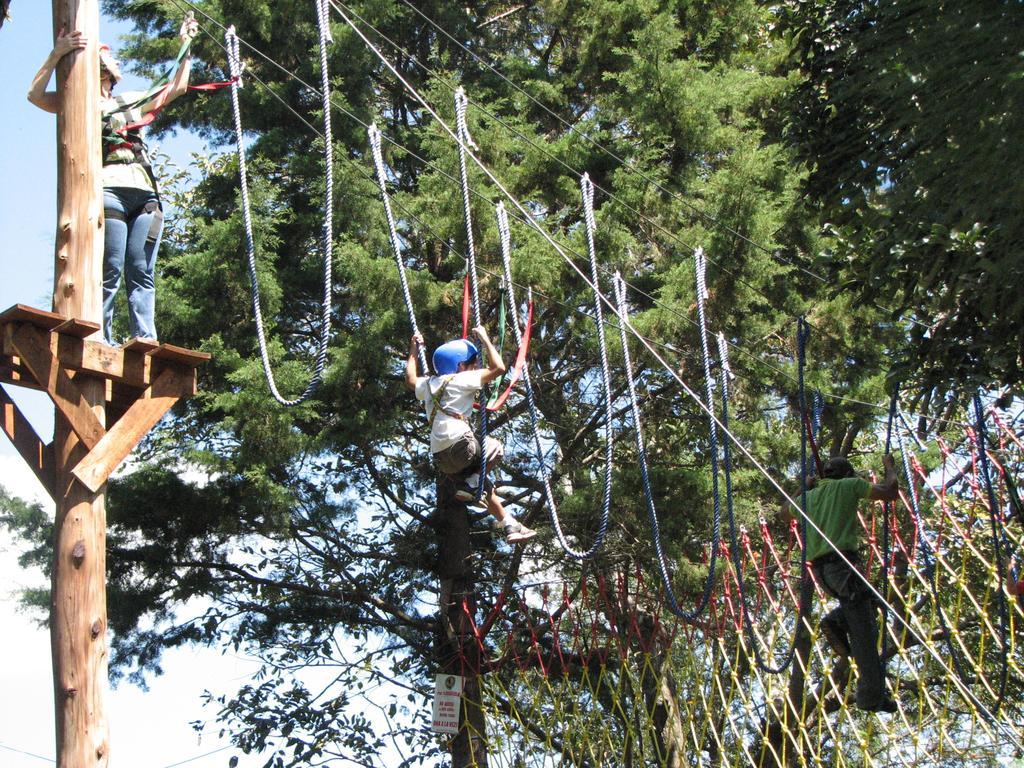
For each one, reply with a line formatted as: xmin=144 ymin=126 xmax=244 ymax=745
xmin=11 ymin=324 xmax=104 ymax=451
xmin=54 ymin=333 xmax=153 ymax=388
xmin=0 ymin=385 xmax=55 ymax=500
xmin=0 ymin=359 xmax=46 ymax=392
xmin=72 ymin=368 xmax=185 ymax=493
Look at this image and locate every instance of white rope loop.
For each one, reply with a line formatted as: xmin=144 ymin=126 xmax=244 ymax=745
xmin=576 ymin=173 xmax=615 ymax=557
xmin=454 ymin=87 xmax=481 ymax=326
xmin=453 ymin=86 xmax=489 ymax=502
xmin=495 ymin=202 xmax=516 ymax=325
xmin=227 ymin=4 xmax=335 ymax=407
xmin=496 ymin=204 xmax=608 ymax=559
xmin=368 ymin=122 xmax=427 ymax=373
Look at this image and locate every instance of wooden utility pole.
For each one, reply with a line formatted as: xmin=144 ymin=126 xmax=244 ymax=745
xmin=50 ymin=1 xmax=108 ymax=765
xmin=0 ymin=3 xmax=208 ymax=765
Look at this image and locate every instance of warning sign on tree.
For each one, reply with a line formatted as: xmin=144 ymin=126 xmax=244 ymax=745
xmin=431 ymin=673 xmax=464 ymax=734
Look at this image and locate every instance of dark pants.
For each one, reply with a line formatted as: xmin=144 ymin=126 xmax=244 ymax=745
xmin=432 ymin=433 xmax=502 ymax=477
xmin=813 ymin=555 xmax=887 ymax=708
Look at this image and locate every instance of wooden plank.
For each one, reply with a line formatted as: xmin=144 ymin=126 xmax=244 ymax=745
xmin=122 ymin=337 xmax=160 ymax=354
xmin=53 ymin=317 xmax=102 ymax=338
xmin=72 ymin=367 xmax=183 ymax=493
xmin=11 ymin=324 xmax=105 ymax=451
xmin=0 ymin=385 xmax=55 ymax=500
xmin=0 ymin=303 xmax=66 ymax=330
xmin=152 ymin=343 xmax=211 ymax=367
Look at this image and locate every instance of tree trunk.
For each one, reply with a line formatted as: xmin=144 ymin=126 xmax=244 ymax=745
xmin=758 ymin=577 xmax=814 ymax=768
xmin=643 ymin=651 xmax=686 ymax=768
xmin=435 ymin=481 xmax=488 ymax=768
xmin=50 ymin=2 xmax=108 ymax=767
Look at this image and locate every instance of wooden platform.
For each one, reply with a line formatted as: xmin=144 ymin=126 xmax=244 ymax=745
xmin=0 ymin=304 xmax=210 ymax=498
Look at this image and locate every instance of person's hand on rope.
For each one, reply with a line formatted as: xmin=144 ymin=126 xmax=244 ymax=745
xmin=405 ymin=332 xmax=424 ymax=390
xmin=179 ymin=13 xmax=199 ymax=44
xmin=471 ymin=324 xmax=490 ymax=346
xmin=472 ymin=325 xmax=506 ymax=383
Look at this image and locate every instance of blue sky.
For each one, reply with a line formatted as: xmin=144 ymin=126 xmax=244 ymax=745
xmin=0 ymin=8 xmax=265 ymax=768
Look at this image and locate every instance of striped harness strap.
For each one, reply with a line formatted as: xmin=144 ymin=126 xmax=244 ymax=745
xmin=427 ymin=376 xmax=466 ymax=427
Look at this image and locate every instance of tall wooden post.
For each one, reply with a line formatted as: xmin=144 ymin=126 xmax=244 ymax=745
xmin=0 ymin=5 xmax=207 ymax=764
xmin=51 ymin=1 xmax=109 ymax=766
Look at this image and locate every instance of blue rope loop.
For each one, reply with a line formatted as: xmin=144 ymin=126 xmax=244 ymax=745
xmin=579 ymin=174 xmax=616 ymax=552
xmin=226 ymin=7 xmax=334 ymax=407
xmin=367 ymin=123 xmax=428 ymax=375
xmin=614 ymin=271 xmax=715 ymax=620
xmin=795 ymin=316 xmax=810 ymax=578
xmin=496 ymin=203 xmax=610 ymax=559
xmin=893 ymin=423 xmax=934 ymax=577
xmin=718 ymin=333 xmax=796 ymax=674
xmin=877 ymin=389 xmax=900 ymax=659
xmin=972 ymin=394 xmax=1010 ymax=714
xmin=792 ymin=315 xmax=814 ymax=661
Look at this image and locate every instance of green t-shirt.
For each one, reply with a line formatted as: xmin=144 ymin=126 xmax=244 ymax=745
xmin=804 ymin=476 xmax=871 ymax=562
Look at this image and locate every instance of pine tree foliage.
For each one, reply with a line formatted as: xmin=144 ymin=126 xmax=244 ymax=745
xmin=776 ymin=0 xmax=1024 ymax=393
xmin=1 ymin=1 xmax=955 ymax=765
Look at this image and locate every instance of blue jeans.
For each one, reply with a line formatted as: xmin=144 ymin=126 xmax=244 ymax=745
xmin=103 ymin=187 xmax=162 ymax=344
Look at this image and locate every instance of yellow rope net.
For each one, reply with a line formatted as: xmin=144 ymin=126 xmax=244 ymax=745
xmin=444 ymin=411 xmax=1024 ymax=766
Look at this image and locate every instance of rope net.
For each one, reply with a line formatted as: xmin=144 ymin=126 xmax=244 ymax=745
xmin=442 ymin=406 xmax=1024 ymax=766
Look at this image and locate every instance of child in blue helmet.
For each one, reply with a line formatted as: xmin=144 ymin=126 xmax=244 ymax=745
xmin=406 ymin=325 xmax=537 ymax=545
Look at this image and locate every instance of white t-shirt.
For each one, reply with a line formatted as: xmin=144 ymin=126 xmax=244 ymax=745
xmin=415 ymin=370 xmax=485 ymax=453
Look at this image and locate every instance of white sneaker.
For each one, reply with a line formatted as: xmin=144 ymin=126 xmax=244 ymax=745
xmin=505 ymin=521 xmax=537 ymax=545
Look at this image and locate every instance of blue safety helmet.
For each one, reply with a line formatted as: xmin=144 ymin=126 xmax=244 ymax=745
xmin=433 ymin=339 xmax=479 ymax=375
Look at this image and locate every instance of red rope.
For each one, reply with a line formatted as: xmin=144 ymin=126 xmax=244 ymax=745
xmin=118 ymin=78 xmax=238 ymax=135
xmin=803 ymin=410 xmax=824 ymax=477
xmin=486 ymin=300 xmax=533 ymax=411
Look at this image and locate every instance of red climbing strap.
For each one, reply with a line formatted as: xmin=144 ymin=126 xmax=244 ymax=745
xmin=802 ymin=410 xmax=824 ymax=477
xmin=116 ymin=78 xmax=239 ymax=136
xmin=486 ymin=300 xmax=534 ymax=412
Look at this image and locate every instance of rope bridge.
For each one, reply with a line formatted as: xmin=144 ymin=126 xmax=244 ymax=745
xmin=441 ymin=407 xmax=1023 ymax=766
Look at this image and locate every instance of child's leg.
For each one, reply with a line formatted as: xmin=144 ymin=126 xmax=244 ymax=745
xmin=483 ymin=436 xmax=504 ymax=476
xmin=486 ymin=486 xmax=507 ymax=523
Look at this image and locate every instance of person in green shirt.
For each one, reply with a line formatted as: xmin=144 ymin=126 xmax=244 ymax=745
xmin=806 ymin=453 xmax=899 ymax=713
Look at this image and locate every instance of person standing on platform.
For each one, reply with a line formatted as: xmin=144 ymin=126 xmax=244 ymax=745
xmin=28 ymin=15 xmax=198 ymax=344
